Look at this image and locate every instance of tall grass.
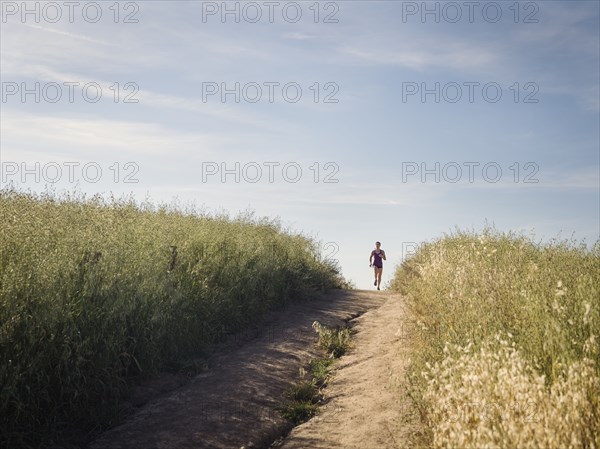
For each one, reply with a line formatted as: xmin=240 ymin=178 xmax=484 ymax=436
xmin=0 ymin=189 xmax=344 ymax=448
xmin=391 ymin=229 xmax=600 ymax=448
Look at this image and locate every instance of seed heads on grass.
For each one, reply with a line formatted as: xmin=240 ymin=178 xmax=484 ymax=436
xmin=312 ymin=321 xmax=352 ymax=358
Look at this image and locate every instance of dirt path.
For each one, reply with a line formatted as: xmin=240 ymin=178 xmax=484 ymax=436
xmin=276 ymin=290 xmax=412 ymax=449
xmin=88 ymin=290 xmax=391 ymax=449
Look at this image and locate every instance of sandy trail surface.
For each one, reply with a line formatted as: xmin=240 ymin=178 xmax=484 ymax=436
xmin=276 ymin=290 xmax=411 ymax=449
xmin=89 ymin=290 xmax=401 ymax=449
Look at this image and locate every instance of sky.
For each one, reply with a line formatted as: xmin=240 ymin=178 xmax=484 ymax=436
xmin=1 ymin=0 xmax=599 ymax=288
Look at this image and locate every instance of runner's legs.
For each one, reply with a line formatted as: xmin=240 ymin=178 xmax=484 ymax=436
xmin=375 ymin=266 xmax=383 ymax=288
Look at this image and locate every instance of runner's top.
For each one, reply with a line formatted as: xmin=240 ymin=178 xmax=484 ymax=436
xmin=371 ymin=250 xmax=384 ymax=268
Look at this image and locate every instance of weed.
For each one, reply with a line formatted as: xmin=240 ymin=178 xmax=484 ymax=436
xmin=312 ymin=321 xmax=352 ymax=358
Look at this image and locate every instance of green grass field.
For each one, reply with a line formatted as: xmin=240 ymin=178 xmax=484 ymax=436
xmin=0 ymin=189 xmax=344 ymax=448
xmin=391 ymin=229 xmax=600 ymax=448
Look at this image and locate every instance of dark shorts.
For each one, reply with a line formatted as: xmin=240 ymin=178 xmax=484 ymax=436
xmin=373 ymin=264 xmax=383 ymax=269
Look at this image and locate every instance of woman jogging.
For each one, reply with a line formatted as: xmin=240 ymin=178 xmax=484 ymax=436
xmin=369 ymin=241 xmax=386 ymax=290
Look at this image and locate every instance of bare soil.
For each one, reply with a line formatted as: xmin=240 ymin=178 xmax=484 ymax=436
xmin=275 ymin=290 xmax=414 ymax=449
xmin=88 ymin=289 xmax=402 ymax=449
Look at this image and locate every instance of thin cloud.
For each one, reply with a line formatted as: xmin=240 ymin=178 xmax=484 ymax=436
xmin=21 ymin=23 xmax=113 ymax=46
xmin=0 ymin=59 xmax=298 ymax=130
xmin=341 ymin=45 xmax=495 ymax=71
xmin=283 ymin=32 xmax=314 ymax=40
xmin=0 ymin=111 xmax=238 ymax=158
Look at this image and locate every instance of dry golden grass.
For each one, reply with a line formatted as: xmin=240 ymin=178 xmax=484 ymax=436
xmin=391 ymin=229 xmax=600 ymax=449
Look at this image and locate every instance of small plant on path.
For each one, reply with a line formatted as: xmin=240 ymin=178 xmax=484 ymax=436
xmin=278 ymin=323 xmax=348 ymax=425
xmin=312 ymin=321 xmax=353 ymax=358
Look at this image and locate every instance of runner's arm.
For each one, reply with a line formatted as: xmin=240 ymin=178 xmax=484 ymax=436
xmin=382 ymin=250 xmax=387 ymax=261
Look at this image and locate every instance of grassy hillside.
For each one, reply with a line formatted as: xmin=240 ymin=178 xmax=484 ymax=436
xmin=0 ymin=189 xmax=344 ymax=448
xmin=391 ymin=229 xmax=599 ymax=449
